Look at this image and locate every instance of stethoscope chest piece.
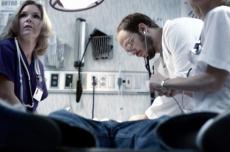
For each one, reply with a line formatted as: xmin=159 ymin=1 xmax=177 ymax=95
xmin=191 ymin=40 xmax=202 ymax=55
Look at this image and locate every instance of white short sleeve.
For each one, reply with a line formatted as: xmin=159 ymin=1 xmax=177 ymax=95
xmin=199 ymin=6 xmax=230 ymax=73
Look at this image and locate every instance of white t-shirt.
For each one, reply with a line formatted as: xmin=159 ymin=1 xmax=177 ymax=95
xmin=145 ymin=17 xmax=203 ymax=119
xmin=191 ymin=6 xmax=230 ymax=113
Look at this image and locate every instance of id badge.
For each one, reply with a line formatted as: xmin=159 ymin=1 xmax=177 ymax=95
xmin=33 ymin=87 xmax=43 ymax=102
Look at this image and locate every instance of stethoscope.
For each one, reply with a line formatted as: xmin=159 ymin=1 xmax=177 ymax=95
xmin=15 ymin=38 xmax=42 ymax=108
xmin=143 ymin=31 xmax=155 ymax=104
xmin=144 ymin=57 xmax=152 ymax=78
xmin=191 ymin=38 xmax=202 ymax=55
xmin=143 ymin=31 xmax=153 ymax=78
xmin=185 ymin=37 xmax=202 ymax=79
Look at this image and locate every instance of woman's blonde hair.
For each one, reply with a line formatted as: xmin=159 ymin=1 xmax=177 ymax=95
xmin=4 ymin=0 xmax=52 ymax=56
xmin=190 ymin=0 xmax=230 ymax=18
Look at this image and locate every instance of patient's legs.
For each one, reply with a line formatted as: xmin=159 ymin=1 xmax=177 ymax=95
xmin=49 ymin=110 xmax=169 ymax=150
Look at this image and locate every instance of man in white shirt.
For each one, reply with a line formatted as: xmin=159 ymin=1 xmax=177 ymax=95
xmin=116 ymin=12 xmax=203 ymax=119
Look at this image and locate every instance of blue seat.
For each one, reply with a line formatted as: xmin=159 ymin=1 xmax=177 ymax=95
xmin=0 ymin=102 xmax=96 ymax=151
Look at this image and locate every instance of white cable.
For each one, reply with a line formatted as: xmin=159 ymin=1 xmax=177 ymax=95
xmin=15 ymin=38 xmax=35 ymax=108
xmin=172 ymin=96 xmax=185 ymax=114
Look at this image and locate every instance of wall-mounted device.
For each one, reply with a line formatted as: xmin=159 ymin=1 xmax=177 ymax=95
xmin=91 ymin=29 xmax=113 ymax=60
xmin=74 ymin=18 xmax=86 ymax=67
xmin=73 ymin=18 xmax=87 ymax=103
xmin=50 ymin=73 xmax=59 ymax=88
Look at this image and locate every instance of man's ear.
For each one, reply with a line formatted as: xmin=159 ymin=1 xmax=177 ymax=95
xmin=138 ymin=23 xmax=147 ymax=34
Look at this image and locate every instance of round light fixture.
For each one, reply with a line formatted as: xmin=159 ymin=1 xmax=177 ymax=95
xmin=49 ymin=0 xmax=104 ymax=12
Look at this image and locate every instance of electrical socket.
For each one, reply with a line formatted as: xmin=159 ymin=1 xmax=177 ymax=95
xmin=65 ymin=73 xmax=73 ymax=88
xmin=124 ymin=75 xmax=133 ymax=89
xmin=50 ymin=73 xmax=59 ymax=88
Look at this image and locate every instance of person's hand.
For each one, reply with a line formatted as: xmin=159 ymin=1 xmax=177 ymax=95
xmin=128 ymin=114 xmax=148 ymax=121
xmin=149 ymin=73 xmax=178 ymax=97
xmin=149 ymin=72 xmax=165 ymax=93
xmin=158 ymin=89 xmax=178 ymax=97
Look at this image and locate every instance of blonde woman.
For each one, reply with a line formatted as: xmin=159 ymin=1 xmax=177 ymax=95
xmin=0 ymin=0 xmax=52 ymax=112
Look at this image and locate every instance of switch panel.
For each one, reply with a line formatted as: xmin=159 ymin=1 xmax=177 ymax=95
xmin=65 ymin=74 xmax=73 ymax=88
xmin=50 ymin=73 xmax=59 ymax=88
xmin=45 ymin=71 xmax=149 ymax=94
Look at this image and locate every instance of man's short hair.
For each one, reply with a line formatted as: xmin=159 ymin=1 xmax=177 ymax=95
xmin=117 ymin=12 xmax=159 ymax=33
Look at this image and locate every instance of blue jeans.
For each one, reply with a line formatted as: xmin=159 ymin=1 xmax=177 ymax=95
xmin=49 ymin=110 xmax=169 ymax=150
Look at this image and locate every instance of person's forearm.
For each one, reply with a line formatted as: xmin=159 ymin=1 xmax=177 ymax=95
xmin=164 ymin=73 xmax=222 ymax=92
xmin=0 ymin=93 xmax=21 ymax=105
xmin=0 ymin=77 xmax=22 ymax=105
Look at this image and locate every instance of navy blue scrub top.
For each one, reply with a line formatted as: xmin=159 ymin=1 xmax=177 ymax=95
xmin=0 ymin=38 xmax=48 ymax=112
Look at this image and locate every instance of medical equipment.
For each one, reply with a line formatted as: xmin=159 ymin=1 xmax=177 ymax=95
xmin=143 ymin=31 xmax=155 ymax=104
xmin=143 ymin=30 xmax=152 ymax=78
xmin=75 ymin=38 xmax=91 ymax=103
xmin=91 ymin=29 xmax=113 ymax=60
xmin=74 ymin=18 xmax=86 ymax=67
xmin=191 ymin=39 xmax=202 ymax=55
xmin=92 ymin=76 xmax=97 ymax=119
xmin=74 ymin=18 xmax=89 ymax=103
xmin=144 ymin=57 xmax=152 ymax=78
xmin=188 ymin=38 xmax=202 ymax=70
xmin=15 ymin=38 xmax=42 ymax=109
